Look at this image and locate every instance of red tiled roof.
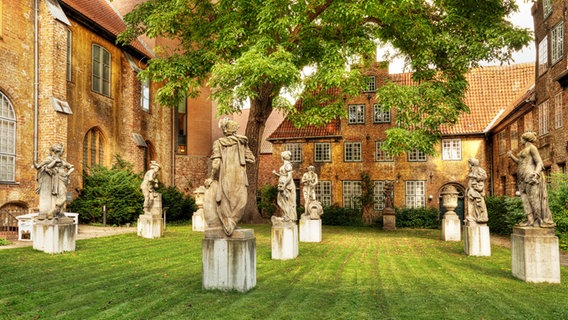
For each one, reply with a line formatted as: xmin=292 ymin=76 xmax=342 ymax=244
xmin=60 ymin=0 xmax=154 ymax=58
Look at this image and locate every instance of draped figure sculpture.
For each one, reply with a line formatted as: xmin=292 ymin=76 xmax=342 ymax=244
xmin=34 ymin=143 xmax=74 ymax=220
xmin=507 ymin=131 xmax=555 ymax=228
xmin=272 ymin=151 xmax=297 ymax=222
xmin=301 ymin=166 xmax=318 ymax=209
xmin=204 ymin=118 xmax=255 ymax=237
xmin=140 ymin=161 xmax=161 ymax=214
xmin=465 ymin=158 xmax=488 ymax=225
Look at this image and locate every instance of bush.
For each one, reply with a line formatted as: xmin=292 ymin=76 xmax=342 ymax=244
xmin=395 ymin=207 xmax=439 ymax=229
xmin=321 ymin=206 xmax=366 ymax=227
xmin=158 ymin=184 xmax=196 ymax=222
xmin=257 ymin=185 xmax=278 ymax=219
xmin=486 ymin=196 xmax=524 ymax=235
xmin=548 ymin=174 xmax=568 ymax=251
xmin=0 ymin=238 xmax=9 ymax=246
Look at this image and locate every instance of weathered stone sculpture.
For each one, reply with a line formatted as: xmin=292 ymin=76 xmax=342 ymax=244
xmin=34 ymin=143 xmax=74 ymax=221
xmin=382 ymin=181 xmax=396 ymax=230
xmin=301 ymin=166 xmax=318 ymax=208
xmin=141 ymin=161 xmax=161 ymax=215
xmin=272 ymin=150 xmax=297 ymax=222
xmin=507 ymin=131 xmax=555 ymax=228
xmin=137 ymin=161 xmax=164 ymax=239
xmin=204 ymin=117 xmax=255 ymax=237
xmin=464 ymin=158 xmax=488 ymax=225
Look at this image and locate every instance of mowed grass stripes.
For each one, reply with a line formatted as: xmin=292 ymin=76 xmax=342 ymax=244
xmin=1 ymin=225 xmax=567 ymax=320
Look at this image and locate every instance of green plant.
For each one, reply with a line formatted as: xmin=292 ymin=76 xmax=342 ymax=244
xmin=157 ymin=184 xmax=196 ymax=222
xmin=360 ymin=172 xmax=377 ymax=225
xmin=395 ymin=207 xmax=439 ymax=229
xmin=548 ymin=173 xmax=568 ymax=251
xmin=321 ymin=205 xmax=366 ymax=227
xmin=0 ymin=238 xmax=8 ymax=246
xmin=257 ymin=185 xmax=278 ymax=219
xmin=486 ymin=196 xmax=524 ymax=235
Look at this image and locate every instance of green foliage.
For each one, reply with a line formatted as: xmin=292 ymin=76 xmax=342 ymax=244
xmin=0 ymin=238 xmax=8 ymax=246
xmin=548 ymin=174 xmax=568 ymax=251
xmin=360 ymin=172 xmax=377 ymax=225
xmin=68 ymin=155 xmax=143 ymax=226
xmin=486 ymin=196 xmax=524 ymax=235
xmin=395 ymin=207 xmax=439 ymax=229
xmin=321 ymin=205 xmax=366 ymax=227
xmin=257 ymin=184 xmax=278 ymax=219
xmin=157 ymin=184 xmax=196 ymax=222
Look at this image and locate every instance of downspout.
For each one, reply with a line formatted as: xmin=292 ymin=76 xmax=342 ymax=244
xmin=172 ymin=108 xmax=176 ymax=186
xmin=33 ymin=0 xmax=39 ymax=163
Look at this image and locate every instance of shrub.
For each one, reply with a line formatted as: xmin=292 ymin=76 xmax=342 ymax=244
xmin=0 ymin=238 xmax=9 ymax=246
xmin=321 ymin=206 xmax=366 ymax=227
xmin=158 ymin=184 xmax=196 ymax=222
xmin=548 ymin=174 xmax=568 ymax=251
xmin=395 ymin=207 xmax=439 ymax=229
xmin=257 ymin=185 xmax=278 ymax=219
xmin=486 ymin=196 xmax=524 ymax=235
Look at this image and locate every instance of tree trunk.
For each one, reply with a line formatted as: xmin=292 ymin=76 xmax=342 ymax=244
xmin=241 ymin=84 xmax=274 ymax=223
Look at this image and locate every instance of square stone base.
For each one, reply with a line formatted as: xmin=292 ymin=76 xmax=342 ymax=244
xmin=383 ymin=208 xmax=396 ymax=230
xmin=272 ymin=223 xmax=299 ymax=260
xmin=464 ymin=225 xmax=491 ymax=256
xmin=32 ymin=221 xmax=76 ymax=254
xmin=192 ymin=210 xmax=205 ymax=232
xmin=137 ymin=215 xmax=164 ymax=239
xmin=442 ymin=214 xmax=461 ymax=241
xmin=299 ymin=218 xmax=322 ymax=242
xmin=202 ymin=229 xmax=256 ymax=292
xmin=511 ymin=227 xmax=561 ymax=283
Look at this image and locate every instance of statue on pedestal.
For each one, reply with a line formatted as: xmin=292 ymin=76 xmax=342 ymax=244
xmin=272 ymin=151 xmax=297 ymax=222
xmin=141 ymin=161 xmax=161 ymax=215
xmin=507 ymin=131 xmax=555 ymax=228
xmin=34 ymin=143 xmax=74 ymax=221
xmin=465 ymin=158 xmax=488 ymax=225
xmin=300 ymin=166 xmax=323 ymax=220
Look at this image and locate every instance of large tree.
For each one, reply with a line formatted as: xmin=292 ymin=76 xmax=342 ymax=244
xmin=119 ymin=0 xmax=530 ymax=222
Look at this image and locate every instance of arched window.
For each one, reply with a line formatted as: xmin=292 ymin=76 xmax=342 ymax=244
xmin=0 ymin=91 xmax=16 ymax=182
xmin=83 ymin=128 xmax=105 ymax=169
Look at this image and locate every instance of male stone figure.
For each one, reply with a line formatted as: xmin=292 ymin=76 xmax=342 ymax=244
xmin=141 ymin=161 xmax=161 ymax=214
xmin=464 ymin=158 xmax=488 ymax=225
xmin=301 ymin=166 xmax=318 ymax=209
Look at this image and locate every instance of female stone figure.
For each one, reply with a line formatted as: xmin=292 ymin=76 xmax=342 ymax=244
xmin=141 ymin=161 xmax=161 ymax=212
xmin=301 ymin=165 xmax=318 ymax=209
xmin=272 ymin=151 xmax=297 ymax=222
xmin=204 ymin=118 xmax=255 ymax=236
xmin=34 ymin=143 xmax=74 ymax=220
xmin=465 ymin=158 xmax=488 ymax=225
xmin=507 ymin=131 xmax=555 ymax=228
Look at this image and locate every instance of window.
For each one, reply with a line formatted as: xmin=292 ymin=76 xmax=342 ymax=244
xmin=524 ymin=112 xmax=533 ymax=132
xmin=66 ymin=29 xmax=72 ymax=81
xmin=141 ymin=78 xmax=150 ymax=112
xmin=373 ymin=104 xmax=390 ymax=123
xmin=543 ymin=0 xmax=552 ymax=19
xmin=408 ymin=149 xmax=426 ymax=162
xmin=365 ymin=76 xmax=376 ymax=92
xmin=344 ymin=142 xmax=362 ymax=162
xmin=510 ymin=122 xmax=518 ymax=150
xmin=92 ymin=44 xmax=111 ymax=96
xmin=176 ymin=98 xmax=187 ymax=154
xmin=441 ymin=139 xmax=461 ymax=160
xmin=0 ymin=92 xmax=16 ymax=182
xmin=373 ymin=181 xmax=391 ymax=211
xmin=539 ymin=100 xmax=550 ymax=136
xmin=498 ymin=131 xmax=506 ymax=155
xmin=348 ymin=104 xmax=365 ymax=124
xmin=538 ymin=36 xmax=548 ymax=76
xmin=315 ymin=181 xmax=332 ymax=207
xmin=343 ymin=181 xmax=362 ymax=209
xmin=551 ymin=21 xmax=564 ymax=64
xmin=559 ymin=163 xmax=566 ymax=174
xmin=405 ymin=181 xmax=425 ymax=208
xmin=314 ymin=143 xmax=331 ymax=162
xmin=83 ymin=127 xmax=104 ymax=169
xmin=285 ymin=143 xmax=302 ymax=162
xmin=554 ymin=92 xmax=563 ymax=129
xmin=375 ymin=141 xmax=394 ymax=161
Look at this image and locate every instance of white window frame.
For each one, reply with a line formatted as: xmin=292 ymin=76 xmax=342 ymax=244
xmin=66 ymin=28 xmax=72 ymax=82
xmin=373 ymin=181 xmax=390 ymax=211
xmin=365 ymin=76 xmax=376 ymax=92
xmin=344 ymin=142 xmax=362 ymax=162
xmin=141 ymin=78 xmax=150 ymax=112
xmin=498 ymin=131 xmax=506 ymax=155
xmin=0 ymin=92 xmax=16 ymax=182
xmin=375 ymin=141 xmax=394 ymax=162
xmin=538 ymin=36 xmax=548 ymax=76
xmin=373 ymin=104 xmax=391 ymax=123
xmin=408 ymin=149 xmax=426 ymax=162
xmin=92 ymin=44 xmax=111 ymax=96
xmin=551 ymin=21 xmax=564 ymax=65
xmin=554 ymin=92 xmax=563 ymax=129
xmin=285 ymin=143 xmax=303 ymax=163
xmin=342 ymin=180 xmax=362 ymax=209
xmin=543 ymin=0 xmax=553 ymax=19
xmin=348 ymin=104 xmax=365 ymax=124
xmin=314 ymin=142 xmax=331 ymax=162
xmin=441 ymin=139 xmax=462 ymax=161
xmin=539 ymin=100 xmax=550 ymax=136
xmin=405 ymin=180 xmax=425 ymax=208
xmin=315 ymin=181 xmax=332 ymax=207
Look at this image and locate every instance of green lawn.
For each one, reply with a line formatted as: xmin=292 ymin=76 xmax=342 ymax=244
xmin=1 ymin=225 xmax=567 ymax=320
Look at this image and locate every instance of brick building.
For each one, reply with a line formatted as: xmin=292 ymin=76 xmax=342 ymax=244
xmin=268 ymin=62 xmax=534 ymax=220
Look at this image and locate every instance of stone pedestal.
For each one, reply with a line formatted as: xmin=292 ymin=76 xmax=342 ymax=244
xmin=192 ymin=209 xmax=205 ymax=232
xmin=464 ymin=225 xmax=491 ymax=256
xmin=32 ymin=220 xmax=76 ymax=254
xmin=137 ymin=214 xmax=164 ymax=239
xmin=382 ymin=207 xmax=396 ymax=230
xmin=511 ymin=227 xmax=560 ymax=283
xmin=271 ymin=222 xmax=299 ymax=260
xmin=202 ymin=228 xmax=256 ymax=292
xmin=299 ymin=217 xmax=322 ymax=242
xmin=442 ymin=213 xmax=461 ymax=241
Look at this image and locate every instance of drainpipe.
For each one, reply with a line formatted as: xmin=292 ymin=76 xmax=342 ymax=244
xmin=172 ymin=107 xmax=176 ymax=186
xmin=33 ymin=0 xmax=39 ymax=163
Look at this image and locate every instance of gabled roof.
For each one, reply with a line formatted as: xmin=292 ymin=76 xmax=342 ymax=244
xmin=60 ymin=0 xmax=154 ymax=58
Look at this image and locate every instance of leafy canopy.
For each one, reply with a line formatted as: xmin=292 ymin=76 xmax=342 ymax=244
xmin=119 ymin=0 xmax=530 ymax=155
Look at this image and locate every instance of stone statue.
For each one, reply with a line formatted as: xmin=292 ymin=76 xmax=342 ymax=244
xmin=507 ymin=131 xmax=555 ymax=228
xmin=383 ymin=181 xmax=394 ymax=209
xmin=272 ymin=150 xmax=297 ymax=222
xmin=34 ymin=143 xmax=74 ymax=220
xmin=141 ymin=161 xmax=161 ymax=214
xmin=204 ymin=118 xmax=255 ymax=237
xmin=465 ymin=158 xmax=488 ymax=225
xmin=301 ymin=165 xmax=318 ymax=209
